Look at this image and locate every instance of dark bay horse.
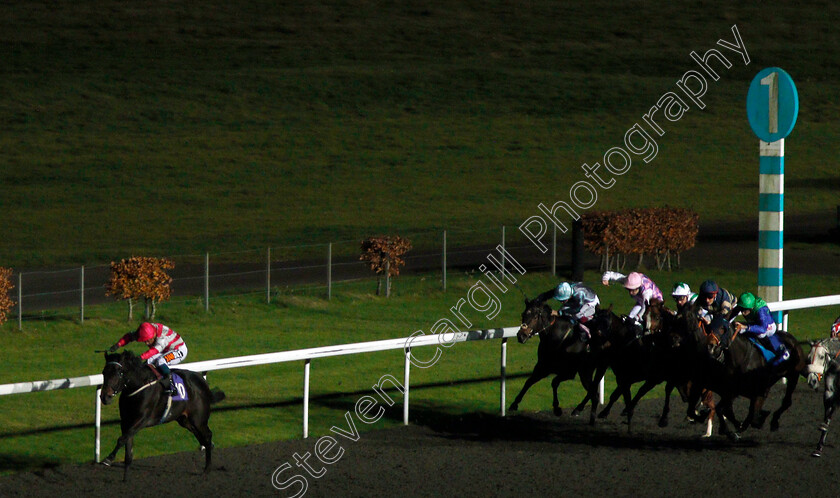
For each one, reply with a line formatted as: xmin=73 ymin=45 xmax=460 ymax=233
xmin=805 ymin=337 xmax=840 ymax=457
xmin=595 ymin=300 xmax=691 ymax=432
xmin=99 ymin=351 xmax=225 ymax=480
xmin=686 ymin=312 xmax=806 ymax=440
xmin=509 ymin=298 xmax=607 ymax=425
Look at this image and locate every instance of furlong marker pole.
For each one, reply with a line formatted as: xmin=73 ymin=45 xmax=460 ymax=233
xmin=746 ymin=67 xmax=798 ymax=329
xmin=758 ymin=139 xmax=784 ymax=325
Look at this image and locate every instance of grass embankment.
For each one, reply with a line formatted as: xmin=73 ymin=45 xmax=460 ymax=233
xmin=0 ymin=267 xmax=837 ymax=473
xmin=1 ymin=1 xmax=839 ymax=266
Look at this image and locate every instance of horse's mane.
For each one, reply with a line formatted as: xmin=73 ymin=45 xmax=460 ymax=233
xmin=105 ymin=350 xmax=149 ymax=374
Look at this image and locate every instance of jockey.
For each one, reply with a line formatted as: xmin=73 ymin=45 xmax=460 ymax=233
xmin=602 ymin=271 xmax=663 ymax=336
xmin=670 ymin=282 xmax=694 ymax=314
xmin=108 ymin=322 xmax=188 ymax=394
xmin=535 ymin=281 xmax=600 ymax=343
xmin=831 ymin=316 xmax=840 ymax=338
xmin=696 ymin=280 xmax=737 ymax=325
xmin=733 ymin=292 xmax=789 ymax=366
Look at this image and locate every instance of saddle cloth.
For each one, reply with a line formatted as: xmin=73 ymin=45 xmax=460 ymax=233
xmin=170 ymin=373 xmax=188 ymax=402
xmin=747 ymin=337 xmax=776 ymax=362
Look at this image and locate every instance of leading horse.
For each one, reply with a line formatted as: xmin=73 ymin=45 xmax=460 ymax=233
xmin=99 ymin=350 xmax=225 ymax=480
xmin=509 ymin=298 xmax=608 ymax=425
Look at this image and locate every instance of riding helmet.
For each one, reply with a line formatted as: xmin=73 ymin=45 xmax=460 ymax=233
xmin=555 ymin=282 xmax=573 ymax=301
xmin=699 ymin=280 xmax=719 ymax=295
xmin=624 ymin=272 xmax=643 ymax=290
xmin=738 ymin=292 xmax=756 ymax=310
xmin=137 ymin=322 xmax=156 ymax=342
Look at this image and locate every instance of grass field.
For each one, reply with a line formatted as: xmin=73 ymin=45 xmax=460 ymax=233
xmin=1 ymin=267 xmax=837 ymax=474
xmin=1 ymin=1 xmax=839 ymax=266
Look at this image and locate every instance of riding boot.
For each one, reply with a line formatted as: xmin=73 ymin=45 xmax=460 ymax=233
xmin=157 ymin=363 xmax=174 ymax=395
xmin=160 ymin=373 xmax=174 ymax=395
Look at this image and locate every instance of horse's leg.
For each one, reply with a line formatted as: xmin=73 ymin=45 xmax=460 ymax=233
xmin=739 ymin=397 xmax=758 ymax=433
xmin=123 ymin=436 xmax=134 ymax=482
xmin=716 ymin=397 xmax=741 ymax=442
xmin=101 ymin=415 xmax=144 ymax=467
xmin=770 ymin=372 xmax=800 ymax=431
xmin=702 ymin=391 xmax=715 ymax=438
xmin=551 ymin=375 xmax=565 ymax=416
xmin=657 ymin=381 xmax=674 ymax=428
xmin=571 ymin=364 xmax=598 ymax=417
xmin=509 ymin=367 xmax=549 ymax=412
xmin=623 ymin=378 xmax=665 ymax=427
xmin=598 ymin=385 xmax=623 ymax=419
xmin=684 ymin=382 xmax=706 ymax=423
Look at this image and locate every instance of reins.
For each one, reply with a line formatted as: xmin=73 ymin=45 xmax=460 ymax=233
xmin=106 ymin=359 xmax=158 ymax=397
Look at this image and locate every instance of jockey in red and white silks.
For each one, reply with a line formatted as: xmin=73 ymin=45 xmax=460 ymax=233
xmin=109 ymin=322 xmax=188 ymax=390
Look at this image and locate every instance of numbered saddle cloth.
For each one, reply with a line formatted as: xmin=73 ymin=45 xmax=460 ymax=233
xmin=170 ymin=373 xmax=189 ymax=402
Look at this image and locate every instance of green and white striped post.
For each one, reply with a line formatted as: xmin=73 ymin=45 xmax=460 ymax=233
xmin=747 ymin=67 xmax=798 ymax=327
xmin=758 ymin=139 xmax=784 ymax=322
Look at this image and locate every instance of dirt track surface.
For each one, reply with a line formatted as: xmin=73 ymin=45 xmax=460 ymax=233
xmin=2 ymin=383 xmax=838 ymax=497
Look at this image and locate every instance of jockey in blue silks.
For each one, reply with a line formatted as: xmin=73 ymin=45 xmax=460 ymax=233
xmin=732 ymin=292 xmax=789 ymax=366
xmin=535 ymin=282 xmax=600 ymax=343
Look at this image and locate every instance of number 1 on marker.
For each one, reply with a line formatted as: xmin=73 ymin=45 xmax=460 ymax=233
xmin=760 ymin=71 xmax=779 ymax=134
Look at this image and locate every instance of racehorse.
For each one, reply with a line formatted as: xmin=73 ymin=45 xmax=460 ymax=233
xmin=805 ymin=337 xmax=840 ymax=457
xmin=596 ymin=300 xmax=695 ymax=432
xmin=99 ymin=351 xmax=225 ymax=480
xmin=509 ymin=298 xmax=607 ymax=425
xmin=688 ymin=312 xmax=806 ymax=440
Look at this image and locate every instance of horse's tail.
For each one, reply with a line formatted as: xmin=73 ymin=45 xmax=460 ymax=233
xmin=210 ymin=388 xmax=226 ymax=405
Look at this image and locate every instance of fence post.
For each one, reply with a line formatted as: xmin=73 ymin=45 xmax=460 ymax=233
xmin=303 ymin=359 xmax=311 ymax=439
xmin=266 ymin=247 xmax=271 ymax=304
xmin=442 ymin=230 xmax=447 ymax=292
xmin=500 ymin=337 xmax=507 ymax=417
xmin=403 ymin=349 xmax=410 ymax=425
xmin=17 ymin=272 xmax=22 ymax=331
xmin=80 ymin=266 xmax=85 ymax=323
xmin=572 ymin=219 xmax=584 ymax=281
xmin=204 ymin=252 xmax=209 ymax=313
xmin=95 ymin=387 xmax=102 ymax=462
xmin=501 ymin=225 xmax=506 ymax=281
xmin=327 ymin=243 xmax=332 ymax=301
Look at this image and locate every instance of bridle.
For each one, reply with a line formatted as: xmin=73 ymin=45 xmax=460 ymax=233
xmin=808 ymin=341 xmax=840 ymax=383
xmin=519 ymin=310 xmax=557 ymax=340
xmin=104 ymin=361 xmax=126 ymax=397
xmin=103 ymin=360 xmax=157 ymax=397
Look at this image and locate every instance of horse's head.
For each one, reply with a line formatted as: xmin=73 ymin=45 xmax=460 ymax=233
xmin=806 ymin=339 xmax=838 ymax=390
xmin=100 ymin=352 xmax=127 ymax=405
xmin=704 ymin=316 xmax=731 ymax=360
xmin=643 ymin=299 xmax=672 ymax=335
xmin=518 ymin=298 xmax=552 ymax=344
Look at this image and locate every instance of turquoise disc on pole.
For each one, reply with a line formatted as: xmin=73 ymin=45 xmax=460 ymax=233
xmin=746 ymin=67 xmax=798 ymax=142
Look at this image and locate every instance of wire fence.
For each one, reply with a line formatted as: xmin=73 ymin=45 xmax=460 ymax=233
xmin=10 ymin=225 xmax=575 ymax=329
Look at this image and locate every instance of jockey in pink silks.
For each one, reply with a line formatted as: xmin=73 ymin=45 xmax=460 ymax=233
xmin=601 ymin=271 xmax=663 ymax=336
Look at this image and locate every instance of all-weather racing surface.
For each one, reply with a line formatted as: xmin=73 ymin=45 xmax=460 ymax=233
xmin=2 ymin=383 xmax=839 ymax=497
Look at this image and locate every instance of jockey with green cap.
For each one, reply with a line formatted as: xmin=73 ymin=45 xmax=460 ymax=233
xmin=732 ymin=292 xmax=789 ymax=366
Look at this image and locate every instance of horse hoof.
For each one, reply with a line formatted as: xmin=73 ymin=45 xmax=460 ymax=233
xmin=99 ymin=458 xmax=113 ymax=467
xmin=812 ymin=451 xmax=822 ymax=458
xmin=570 ymin=409 xmax=582 ymax=418
xmin=553 ymin=407 xmax=563 ymax=417
xmin=770 ymin=420 xmax=780 ymax=432
xmin=727 ymin=432 xmax=741 ymax=443
xmin=508 ymin=404 xmax=518 ymax=412
xmin=658 ymin=418 xmax=669 ymax=428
